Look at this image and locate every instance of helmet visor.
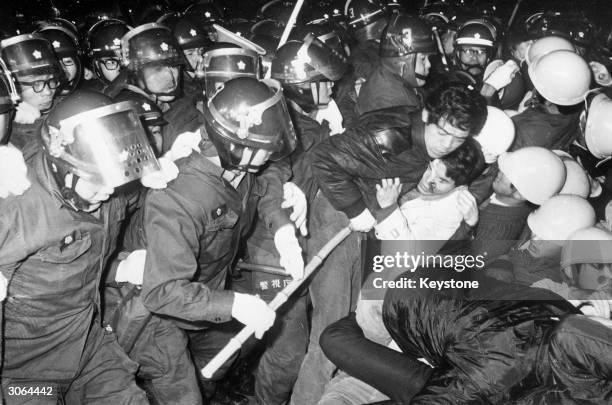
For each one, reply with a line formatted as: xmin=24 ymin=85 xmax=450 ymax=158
xmin=301 ymin=33 xmax=348 ymax=81
xmin=52 ymin=101 xmax=160 ymax=187
xmin=205 ymin=79 xmax=297 ymax=169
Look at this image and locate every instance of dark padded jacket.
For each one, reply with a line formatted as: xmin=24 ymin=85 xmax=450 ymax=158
xmin=311 ymin=113 xmax=494 ymax=221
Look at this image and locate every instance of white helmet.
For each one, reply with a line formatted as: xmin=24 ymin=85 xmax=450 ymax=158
xmin=585 ymin=93 xmax=612 ymax=159
xmin=497 ymin=147 xmax=566 ymax=205
xmin=528 ymin=49 xmax=591 ymax=106
xmin=525 ymin=35 xmax=575 ymax=66
xmin=528 ymin=195 xmax=596 ymax=243
xmin=553 ymin=150 xmax=590 ymax=198
xmin=561 ymin=226 xmax=612 ymax=269
xmin=474 ymin=106 xmax=515 ymax=163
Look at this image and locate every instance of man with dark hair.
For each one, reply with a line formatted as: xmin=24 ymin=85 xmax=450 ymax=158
xmin=291 ymin=83 xmax=488 ymax=404
xmin=312 ymin=82 xmax=488 ymax=225
xmin=374 ymin=138 xmax=486 ymax=241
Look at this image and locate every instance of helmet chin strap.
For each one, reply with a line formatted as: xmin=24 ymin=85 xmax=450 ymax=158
xmin=414 ymin=72 xmax=428 ymax=81
xmin=53 ymin=168 xmax=95 ymax=211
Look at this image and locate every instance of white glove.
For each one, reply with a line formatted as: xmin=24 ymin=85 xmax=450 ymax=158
xmin=166 ymin=129 xmax=202 ymax=161
xmin=349 ymin=208 xmax=376 ymax=232
xmin=281 ymin=182 xmax=308 ymax=236
xmin=0 ymin=272 xmax=8 ymax=302
xmin=115 ymin=249 xmax=147 ymax=285
xmin=0 ymin=145 xmax=31 ymax=198
xmin=590 ymin=61 xmax=612 ymax=87
xmin=231 ymin=292 xmax=276 ymax=339
xmin=484 ymin=60 xmax=519 ymax=91
xmin=14 ymin=101 xmax=41 ymax=124
xmin=315 ymin=99 xmax=344 ymax=135
xmin=456 ymin=188 xmax=479 ymax=227
xmin=274 ymin=224 xmax=304 ymax=279
xmin=140 ymin=157 xmax=179 ymax=189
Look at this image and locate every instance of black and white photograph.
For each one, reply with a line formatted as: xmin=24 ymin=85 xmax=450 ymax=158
xmin=1 ymin=0 xmax=612 ymax=404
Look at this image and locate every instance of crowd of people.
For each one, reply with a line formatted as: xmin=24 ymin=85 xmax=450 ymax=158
xmin=1 ymin=0 xmax=612 ymax=404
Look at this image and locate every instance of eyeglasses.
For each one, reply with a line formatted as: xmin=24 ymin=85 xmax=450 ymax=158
xmin=16 ymin=78 xmax=60 ymax=93
xmin=98 ymin=58 xmax=121 ymax=70
xmin=460 ymin=48 xmax=488 ymax=57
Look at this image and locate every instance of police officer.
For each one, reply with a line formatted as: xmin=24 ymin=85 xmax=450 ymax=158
xmin=0 ymin=33 xmax=62 ymax=157
xmin=356 ymin=13 xmax=435 ymax=116
xmin=0 ymin=90 xmax=156 ymax=404
xmin=127 ymin=77 xmax=296 ymax=404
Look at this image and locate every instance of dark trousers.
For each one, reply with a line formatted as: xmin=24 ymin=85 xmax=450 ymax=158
xmin=2 ymin=325 xmax=148 ymax=405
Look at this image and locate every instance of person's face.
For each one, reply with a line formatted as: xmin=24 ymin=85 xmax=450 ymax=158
xmin=511 ymin=40 xmax=533 ymax=63
xmin=492 ymin=170 xmax=517 ymax=197
xmin=414 ymin=53 xmax=431 ymax=87
xmin=417 ymin=158 xmax=456 ymax=195
xmin=60 ymin=57 xmax=78 ymax=82
xmin=95 ymin=58 xmax=121 ymax=82
xmin=141 ymin=64 xmax=180 ymax=102
xmin=240 ymin=148 xmax=272 ymax=172
xmin=16 ymin=73 xmax=58 ymax=112
xmin=183 ymin=47 xmax=204 ymax=71
xmin=423 ymin=113 xmax=470 ymax=159
xmin=458 ymin=45 xmax=489 ymax=76
xmin=296 ymin=81 xmax=334 ymax=107
xmin=577 ymin=262 xmax=612 ymax=292
xmin=73 ymin=176 xmax=114 ymax=212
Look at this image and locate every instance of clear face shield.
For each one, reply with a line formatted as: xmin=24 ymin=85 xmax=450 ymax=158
xmin=46 ymin=101 xmax=161 ymax=188
xmin=205 ymin=79 xmax=297 ymax=172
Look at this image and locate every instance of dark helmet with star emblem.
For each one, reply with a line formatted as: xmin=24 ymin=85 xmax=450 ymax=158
xmin=271 ymin=34 xmax=347 ymax=111
xmin=113 ymin=89 xmax=166 ymax=128
xmin=0 ymin=33 xmax=61 ymax=79
xmin=172 ymin=15 xmax=213 ymax=52
xmin=121 ymin=23 xmax=187 ymax=72
xmin=344 ymin=0 xmax=388 ymax=42
xmin=203 ymin=77 xmax=297 ymax=172
xmin=454 ymin=18 xmax=497 ymax=48
xmin=379 ymin=13 xmax=435 ymax=87
xmin=380 ymin=13 xmax=436 ymax=57
xmin=36 ymin=24 xmax=82 ymax=93
xmin=272 ymin=35 xmax=348 ymax=84
xmin=86 ymin=19 xmax=132 ymax=60
xmin=36 ymin=25 xmax=80 ymax=60
xmin=453 ymin=18 xmax=496 ymax=78
xmin=202 ymin=42 xmax=260 ymax=100
xmin=85 ymin=19 xmax=131 ymax=83
xmin=40 ymin=90 xmax=160 ymax=210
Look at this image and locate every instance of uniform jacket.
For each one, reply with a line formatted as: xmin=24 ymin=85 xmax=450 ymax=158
xmin=140 ymin=150 xmax=291 ymax=328
xmin=311 ymin=115 xmax=493 ymax=221
xmin=0 ymin=151 xmax=130 ymax=380
xmin=382 ymin=274 xmax=579 ymax=404
xmin=10 ymin=119 xmax=44 ymax=161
